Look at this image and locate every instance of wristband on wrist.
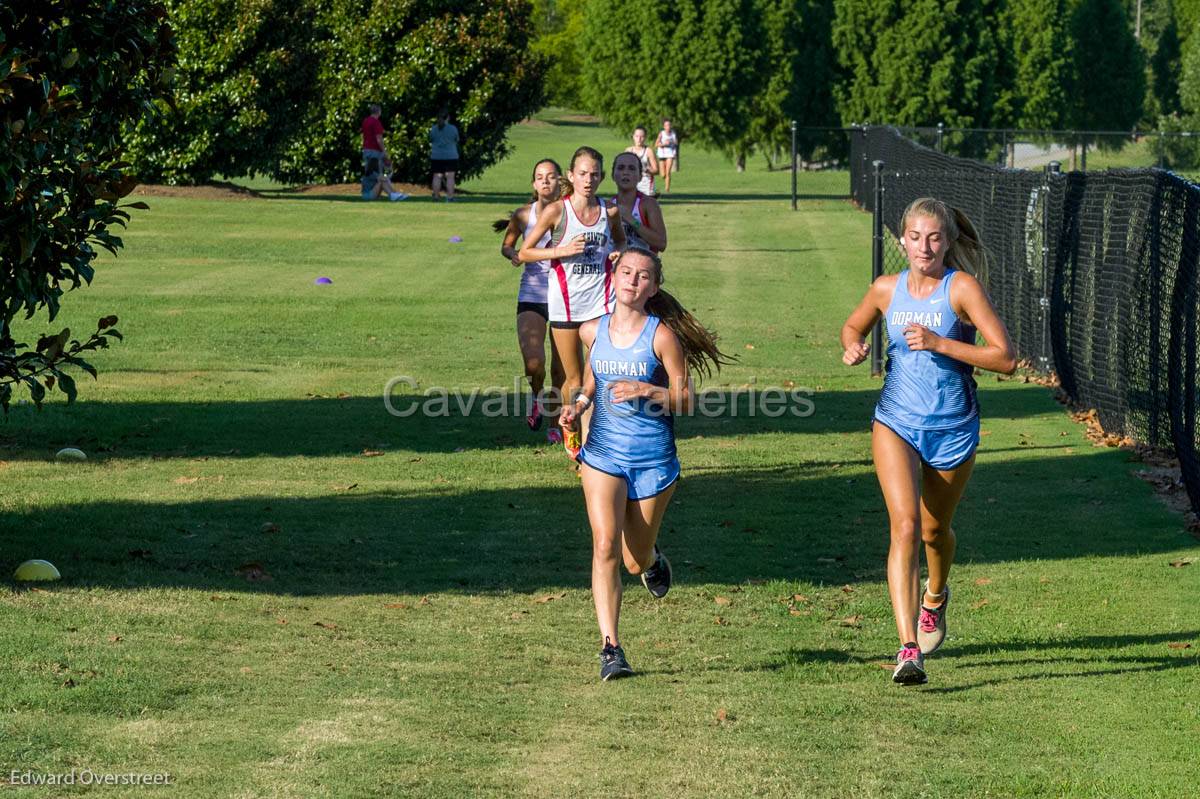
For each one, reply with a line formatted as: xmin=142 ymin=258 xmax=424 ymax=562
xmin=574 ymin=394 xmax=591 ymax=410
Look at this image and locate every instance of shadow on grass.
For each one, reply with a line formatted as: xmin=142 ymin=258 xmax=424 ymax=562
xmin=0 ymin=386 xmax=1057 ymax=461
xmin=0 ymin=446 xmax=1188 ymax=597
xmin=769 ymin=631 xmax=1199 ymax=689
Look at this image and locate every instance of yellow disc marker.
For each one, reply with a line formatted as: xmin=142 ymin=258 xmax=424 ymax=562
xmin=14 ymin=560 xmax=61 ymax=582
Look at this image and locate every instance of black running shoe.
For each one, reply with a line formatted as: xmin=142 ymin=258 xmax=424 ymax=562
xmin=640 ymin=545 xmax=672 ymax=598
xmin=599 ymin=637 xmax=634 ymax=681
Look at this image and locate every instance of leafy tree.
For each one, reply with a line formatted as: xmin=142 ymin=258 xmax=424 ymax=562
xmin=731 ymin=0 xmax=838 ymax=168
xmin=1178 ymin=14 xmax=1200 ymax=113
xmin=123 ymin=0 xmax=322 ymax=185
xmin=581 ymin=0 xmax=766 ymax=155
xmin=530 ymin=0 xmax=586 ymax=109
xmin=1 ymin=0 xmax=174 ymax=412
xmin=1149 ymin=9 xmax=1183 ymax=118
xmin=1070 ymin=0 xmax=1145 ymax=131
xmin=831 ymin=0 xmax=1011 ymax=135
xmin=1004 ymin=0 xmax=1076 ymax=129
xmin=129 ymin=0 xmax=545 ymax=185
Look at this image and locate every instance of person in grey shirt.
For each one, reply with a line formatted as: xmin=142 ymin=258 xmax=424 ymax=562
xmin=430 ymin=108 xmax=460 ymax=202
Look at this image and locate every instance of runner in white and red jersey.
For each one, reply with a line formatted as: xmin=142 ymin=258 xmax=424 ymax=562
xmin=497 ymin=158 xmax=567 ymax=436
xmin=611 ymin=151 xmax=668 ymax=254
xmin=520 ymin=146 xmax=627 ymax=456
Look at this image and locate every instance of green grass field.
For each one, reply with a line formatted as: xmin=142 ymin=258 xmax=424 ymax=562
xmin=1 ymin=110 xmax=1197 ymax=798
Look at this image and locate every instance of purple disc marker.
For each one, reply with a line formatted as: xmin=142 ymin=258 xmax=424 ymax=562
xmin=314 ymin=277 xmax=333 ymax=285
xmin=448 ymin=235 xmax=463 ymax=243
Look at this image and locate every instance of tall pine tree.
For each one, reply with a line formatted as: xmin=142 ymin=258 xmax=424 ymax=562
xmin=832 ymin=0 xmax=1010 ymax=134
xmin=1004 ymin=0 xmax=1075 ymax=130
xmin=1070 ymin=0 xmax=1145 ymax=131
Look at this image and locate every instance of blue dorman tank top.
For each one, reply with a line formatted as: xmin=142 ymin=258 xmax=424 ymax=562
xmin=875 ymin=269 xmax=979 ymax=430
xmin=585 ymin=314 xmax=676 ymax=467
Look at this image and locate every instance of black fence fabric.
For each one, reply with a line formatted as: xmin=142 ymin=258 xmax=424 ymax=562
xmin=850 ymin=126 xmax=1200 ymax=512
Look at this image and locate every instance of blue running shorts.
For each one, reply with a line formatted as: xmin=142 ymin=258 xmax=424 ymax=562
xmin=578 ymin=449 xmax=681 ymax=500
xmin=873 ymin=414 xmax=980 ymax=471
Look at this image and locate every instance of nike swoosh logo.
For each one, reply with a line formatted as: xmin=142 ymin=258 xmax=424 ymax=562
xmin=930 ymin=298 xmax=944 ymax=306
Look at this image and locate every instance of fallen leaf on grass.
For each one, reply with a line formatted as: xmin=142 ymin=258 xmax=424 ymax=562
xmin=418 ymin=596 xmax=431 ymax=606
xmin=1169 ymin=558 xmax=1195 ymax=568
xmin=792 ymin=594 xmax=810 ymax=603
xmin=716 ymin=708 xmax=732 ymax=722
xmin=1168 ymin=642 xmax=1192 ymax=650
xmin=974 ymin=578 xmax=992 ymax=586
xmin=261 ymin=522 xmax=280 ymax=534
xmin=744 ymin=344 xmax=755 ymax=350
xmin=510 ymin=612 xmax=528 ymax=621
xmin=839 ymin=615 xmax=863 ymax=628
xmin=714 ymin=616 xmax=729 ymax=626
xmin=173 ymin=476 xmax=200 ymax=485
xmin=313 ymin=621 xmax=338 ymax=630
xmin=789 ymin=608 xmax=808 ymax=616
xmin=240 ymin=666 xmax=253 ymax=674
xmin=108 ymin=635 xmax=123 ymax=643
xmin=971 ymin=599 xmax=989 ymax=610
xmin=235 ymin=563 xmax=272 ymax=582
xmin=209 ymin=594 xmax=238 ymax=601
xmin=384 ymin=603 xmax=410 ymax=610
xmin=62 ymin=678 xmax=76 ymax=688
xmin=714 ymin=596 xmax=732 ymax=606
xmin=878 ymin=662 xmax=897 ymax=670
xmin=361 ymin=449 xmax=385 ymax=457
xmin=336 ymin=392 xmax=351 ymax=399
xmin=533 ymin=592 xmax=567 ymax=604
xmin=333 ymin=483 xmax=358 ymax=492
xmin=276 ymin=618 xmax=287 ymax=625
xmin=841 ymin=585 xmax=854 ymax=594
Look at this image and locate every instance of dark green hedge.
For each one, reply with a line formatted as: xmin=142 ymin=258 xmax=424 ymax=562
xmin=127 ymin=0 xmax=545 ymax=185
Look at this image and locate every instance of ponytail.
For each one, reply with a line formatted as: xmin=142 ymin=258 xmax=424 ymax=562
xmin=492 ymin=214 xmax=512 ymax=233
xmin=556 ymin=174 xmax=573 ymax=200
xmin=617 ymin=246 xmax=733 ymax=377
xmin=948 ymin=207 xmax=988 ymax=283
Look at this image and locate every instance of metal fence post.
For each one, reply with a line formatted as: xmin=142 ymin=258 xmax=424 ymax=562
xmin=1159 ymin=129 xmax=1166 ymax=169
xmin=1040 ymin=160 xmax=1061 ymax=373
xmin=791 ymin=120 xmax=798 ymax=211
xmin=936 ymin=122 xmax=944 ymax=153
xmin=871 ymin=160 xmax=885 ymax=377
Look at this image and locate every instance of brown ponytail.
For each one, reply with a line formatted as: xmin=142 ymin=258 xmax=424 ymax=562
xmin=617 ymin=246 xmax=734 ymax=377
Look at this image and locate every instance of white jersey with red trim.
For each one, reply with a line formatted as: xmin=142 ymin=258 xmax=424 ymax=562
xmin=548 ymin=198 xmax=615 ymax=323
xmin=612 ymin=192 xmax=658 ymax=253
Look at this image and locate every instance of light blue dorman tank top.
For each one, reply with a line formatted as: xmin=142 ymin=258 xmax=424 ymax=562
xmin=875 ymin=269 xmax=979 ymax=430
xmin=584 ymin=314 xmax=676 ymax=467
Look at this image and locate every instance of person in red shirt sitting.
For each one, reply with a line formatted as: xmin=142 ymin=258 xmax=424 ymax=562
xmin=361 ymin=104 xmax=406 ymax=202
